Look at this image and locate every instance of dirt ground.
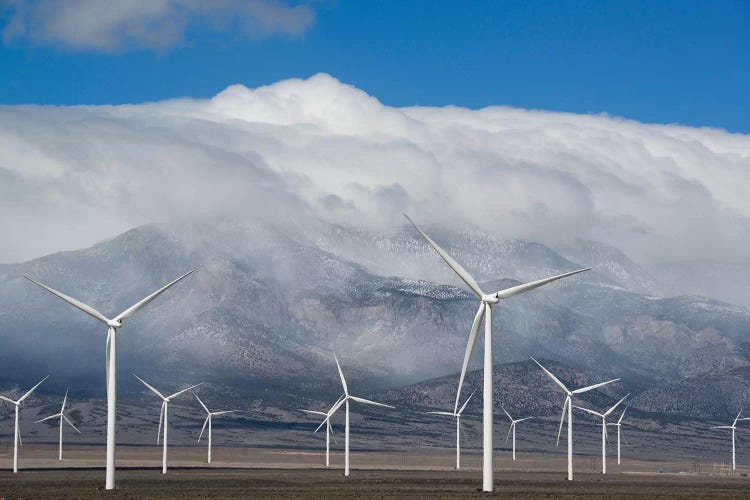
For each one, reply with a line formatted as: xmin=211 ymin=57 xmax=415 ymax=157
xmin=1 ymin=468 xmax=749 ymax=499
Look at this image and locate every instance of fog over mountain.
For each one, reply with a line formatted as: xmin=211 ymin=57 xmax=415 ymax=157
xmin=1 ymin=74 xmax=749 ymax=428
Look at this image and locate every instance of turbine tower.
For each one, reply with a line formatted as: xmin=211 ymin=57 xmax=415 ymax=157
xmin=194 ymin=393 xmax=238 ymax=464
xmin=426 ymin=390 xmax=476 ymax=469
xmin=315 ymin=354 xmax=394 ymax=477
xmin=606 ymin=404 xmax=630 ymax=465
xmin=404 ymin=213 xmax=590 ymax=492
xmin=711 ymin=409 xmax=750 ymax=470
xmin=25 ymin=270 xmax=194 ymax=490
xmin=500 ymin=405 xmax=534 ymax=461
xmin=35 ymin=388 xmax=81 ymax=461
xmin=531 ymin=357 xmax=619 ymax=480
xmin=0 ymin=376 xmax=48 ymax=473
xmin=133 ymin=374 xmax=202 ymax=474
xmin=573 ymin=394 xmax=629 ymax=473
xmin=302 ymin=394 xmax=344 ymax=467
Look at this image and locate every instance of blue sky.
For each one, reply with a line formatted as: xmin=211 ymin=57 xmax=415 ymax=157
xmin=1 ymin=0 xmax=748 ymax=132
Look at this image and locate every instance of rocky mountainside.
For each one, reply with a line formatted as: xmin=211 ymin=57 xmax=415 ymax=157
xmin=0 ymin=216 xmax=748 ymax=421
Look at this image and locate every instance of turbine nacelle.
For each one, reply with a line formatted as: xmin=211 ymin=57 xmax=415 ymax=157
xmin=107 ymin=319 xmax=123 ymax=328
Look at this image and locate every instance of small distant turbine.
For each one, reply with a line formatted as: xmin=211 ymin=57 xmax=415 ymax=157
xmin=404 ymin=214 xmax=590 ymax=492
xmin=302 ymin=394 xmax=344 ymax=467
xmin=426 ymin=390 xmax=476 ymax=469
xmin=315 ymin=354 xmax=394 ymax=477
xmin=0 ymin=376 xmax=48 ymax=473
xmin=606 ymin=404 xmax=630 ymax=465
xmin=500 ymin=405 xmax=534 ymax=461
xmin=35 ymin=388 xmax=81 ymax=461
xmin=133 ymin=374 xmax=202 ymax=474
xmin=194 ymin=393 xmax=238 ymax=464
xmin=711 ymin=409 xmax=750 ymax=471
xmin=574 ymin=394 xmax=629 ymax=474
xmin=532 ymin=357 xmax=619 ymax=481
xmin=25 ymin=270 xmax=194 ymax=490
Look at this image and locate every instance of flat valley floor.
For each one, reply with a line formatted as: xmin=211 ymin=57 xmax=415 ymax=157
xmin=1 ymin=445 xmax=749 ymax=498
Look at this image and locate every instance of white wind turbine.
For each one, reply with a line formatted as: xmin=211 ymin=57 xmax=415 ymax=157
xmin=531 ymin=357 xmax=619 ymax=481
xmin=25 ymin=270 xmax=194 ymax=489
xmin=314 ymin=354 xmax=394 ymax=477
xmin=500 ymin=405 xmax=534 ymax=461
xmin=133 ymin=374 xmax=203 ymax=474
xmin=573 ymin=394 xmax=629 ymax=474
xmin=194 ymin=393 xmax=238 ymax=464
xmin=404 ymin=214 xmax=590 ymax=492
xmin=606 ymin=404 xmax=630 ymax=465
xmin=302 ymin=394 xmax=344 ymax=467
xmin=35 ymin=388 xmax=81 ymax=461
xmin=711 ymin=409 xmax=750 ymax=471
xmin=425 ymin=390 xmax=476 ymax=469
xmin=0 ymin=376 xmax=48 ymax=473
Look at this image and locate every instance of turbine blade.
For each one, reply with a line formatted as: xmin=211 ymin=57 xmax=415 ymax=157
xmin=327 ymin=397 xmax=347 ymax=417
xmin=458 ymin=390 xmax=477 ymax=415
xmin=168 ymin=383 xmax=204 ymax=400
xmin=301 ymin=410 xmax=328 ymax=417
xmin=35 ymin=413 xmax=60 ymax=423
xmin=333 ymin=353 xmax=349 ymax=395
xmin=557 ymin=397 xmax=568 ymax=447
xmin=425 ymin=411 xmax=456 ymax=416
xmin=105 ymin=328 xmax=111 ymax=395
xmin=212 ymin=410 xmax=239 ymax=416
xmin=329 ymin=422 xmax=337 ymax=445
xmin=114 ymin=270 xmax=194 ymax=321
xmin=573 ymin=405 xmax=604 ymax=418
xmin=25 ymin=276 xmax=111 ymax=325
xmin=132 ymin=373 xmax=166 ymax=400
xmin=314 ymin=417 xmax=329 ymax=434
xmin=734 ymin=408 xmax=743 ymax=426
xmin=62 ymin=414 xmax=81 ymax=433
xmin=604 ymin=394 xmax=630 ymax=417
xmin=618 ymin=405 xmax=629 ymax=424
xmin=500 ymin=404 xmax=513 ymax=422
xmin=531 ymin=357 xmax=569 ymax=394
xmin=572 ymin=378 xmax=620 ymax=394
xmin=0 ymin=395 xmax=17 ymax=404
xmin=455 ymin=303 xmax=485 ymax=413
xmin=18 ymin=424 xmax=22 ymax=447
xmin=604 ymin=422 xmax=609 ymax=442
xmin=61 ymin=388 xmax=68 ymax=413
xmin=198 ymin=416 xmax=209 ymax=442
xmin=621 ymin=428 xmax=630 ymax=447
xmin=194 ymin=393 xmax=210 ymax=414
xmin=494 ymin=268 xmax=591 ymax=300
xmin=403 ymin=213 xmax=484 ymax=298
xmin=711 ymin=425 xmax=734 ymax=429
xmin=19 ymin=375 xmax=49 ymax=403
xmin=516 ymin=416 xmax=534 ymax=423
xmin=157 ymin=401 xmax=165 ymax=444
xmin=505 ymin=423 xmax=513 ymax=443
xmin=350 ymin=395 xmax=394 ymax=409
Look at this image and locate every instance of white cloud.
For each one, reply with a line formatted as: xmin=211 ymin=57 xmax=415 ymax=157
xmin=0 ymin=73 xmax=749 ymax=268
xmin=1 ymin=0 xmax=315 ymax=52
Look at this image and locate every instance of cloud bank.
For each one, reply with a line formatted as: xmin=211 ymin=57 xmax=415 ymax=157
xmin=0 ymin=73 xmax=749 ymax=267
xmin=1 ymin=0 xmax=315 ymax=51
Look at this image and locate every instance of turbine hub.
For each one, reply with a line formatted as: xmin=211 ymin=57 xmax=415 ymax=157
xmin=107 ymin=319 xmax=123 ymax=328
xmin=482 ymin=294 xmax=500 ymax=304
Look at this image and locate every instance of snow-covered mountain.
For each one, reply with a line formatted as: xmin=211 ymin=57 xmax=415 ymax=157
xmin=0 ymin=216 xmax=749 ymax=421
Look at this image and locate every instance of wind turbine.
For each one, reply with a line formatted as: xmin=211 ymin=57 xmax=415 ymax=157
xmin=711 ymin=409 xmax=750 ymax=471
xmin=606 ymin=404 xmax=630 ymax=465
xmin=133 ymin=374 xmax=202 ymax=474
xmin=573 ymin=394 xmax=629 ymax=474
xmin=500 ymin=405 xmax=533 ymax=461
xmin=25 ymin=270 xmax=194 ymax=489
xmin=425 ymin=390 xmax=476 ymax=469
xmin=302 ymin=393 xmax=344 ymax=467
xmin=0 ymin=376 xmax=48 ymax=473
xmin=194 ymin=393 xmax=238 ymax=464
xmin=404 ymin=213 xmax=590 ymax=492
xmin=314 ymin=354 xmax=394 ymax=477
xmin=35 ymin=388 xmax=81 ymax=461
xmin=531 ymin=357 xmax=619 ymax=480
